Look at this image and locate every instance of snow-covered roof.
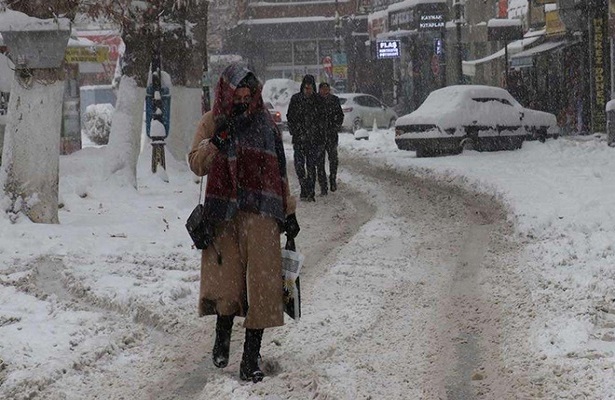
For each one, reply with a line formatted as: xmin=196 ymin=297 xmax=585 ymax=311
xmin=250 ymin=0 xmax=346 ymax=5
xmin=376 ymin=29 xmax=417 ymax=39
xmin=388 ymin=0 xmax=447 ymax=13
xmin=68 ymin=37 xmax=98 ymax=48
xmin=487 ymin=18 xmax=522 ymax=28
xmin=368 ymin=9 xmax=389 ymax=22
xmin=510 ymin=40 xmax=567 ymax=59
xmin=238 ymin=16 xmax=334 ymax=25
xmin=462 ymin=35 xmax=540 ymax=76
xmin=0 ymin=9 xmax=70 ymax=32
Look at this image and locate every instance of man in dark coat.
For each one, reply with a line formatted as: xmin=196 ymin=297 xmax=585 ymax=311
xmin=316 ymin=82 xmax=344 ymax=193
xmin=287 ymin=75 xmax=321 ymax=201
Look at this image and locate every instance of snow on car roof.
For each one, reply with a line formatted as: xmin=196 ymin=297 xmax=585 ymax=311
xmin=396 ymin=85 xmax=520 ymax=127
xmin=337 ymin=93 xmax=366 ymax=99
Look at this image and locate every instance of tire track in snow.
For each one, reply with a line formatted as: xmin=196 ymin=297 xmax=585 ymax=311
xmin=313 ymin=155 xmax=534 ymax=399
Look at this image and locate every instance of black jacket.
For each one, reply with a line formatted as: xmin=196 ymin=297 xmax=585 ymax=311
xmin=287 ymin=75 xmax=321 ymax=145
xmin=319 ymin=94 xmax=344 ymax=140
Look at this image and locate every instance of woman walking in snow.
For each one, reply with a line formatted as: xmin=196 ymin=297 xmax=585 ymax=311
xmin=188 ymin=64 xmax=300 ymax=383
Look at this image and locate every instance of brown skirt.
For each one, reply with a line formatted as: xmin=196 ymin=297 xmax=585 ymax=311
xmin=198 ymin=211 xmax=284 ymax=329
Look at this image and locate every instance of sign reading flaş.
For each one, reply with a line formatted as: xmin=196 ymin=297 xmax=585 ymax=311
xmin=377 ymin=40 xmax=401 ymax=59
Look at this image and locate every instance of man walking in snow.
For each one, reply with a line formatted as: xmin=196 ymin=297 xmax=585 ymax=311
xmin=316 ymin=82 xmax=344 ymax=194
xmin=287 ymin=75 xmax=321 ymax=201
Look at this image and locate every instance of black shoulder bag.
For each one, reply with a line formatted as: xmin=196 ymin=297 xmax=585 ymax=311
xmin=185 ymin=178 xmax=216 ymax=251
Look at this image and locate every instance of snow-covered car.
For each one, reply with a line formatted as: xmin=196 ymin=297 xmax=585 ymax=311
xmin=264 ymin=101 xmax=283 ymax=130
xmin=394 ymin=85 xmax=559 ymax=157
xmin=262 ymin=79 xmax=301 ymax=131
xmin=338 ymin=93 xmax=397 ymax=133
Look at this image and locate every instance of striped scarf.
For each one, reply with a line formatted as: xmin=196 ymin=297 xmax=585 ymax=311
xmin=203 ymin=64 xmax=287 ymax=226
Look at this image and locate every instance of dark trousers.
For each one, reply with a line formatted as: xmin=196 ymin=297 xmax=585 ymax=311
xmin=316 ymin=135 xmax=338 ymax=191
xmin=293 ymin=142 xmax=319 ymax=198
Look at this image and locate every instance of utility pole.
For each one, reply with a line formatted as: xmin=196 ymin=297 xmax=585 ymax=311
xmin=454 ymin=0 xmax=464 ymax=84
xmin=201 ymin=1 xmax=210 ymax=113
xmin=527 ymin=0 xmax=533 ymax=31
xmin=335 ymin=0 xmax=341 ymax=54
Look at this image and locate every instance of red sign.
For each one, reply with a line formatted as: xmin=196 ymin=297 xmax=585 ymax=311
xmin=322 ymin=56 xmax=333 ymax=74
xmin=431 ymin=55 xmax=440 ymax=76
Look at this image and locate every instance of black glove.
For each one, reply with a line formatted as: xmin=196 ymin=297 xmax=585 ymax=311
xmin=210 ymin=116 xmax=231 ymax=151
xmin=284 ymin=214 xmax=300 ymax=239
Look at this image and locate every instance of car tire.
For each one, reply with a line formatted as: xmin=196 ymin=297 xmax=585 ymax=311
xmin=415 ymin=147 xmax=433 ymax=158
xmin=352 ymin=118 xmax=362 ymax=133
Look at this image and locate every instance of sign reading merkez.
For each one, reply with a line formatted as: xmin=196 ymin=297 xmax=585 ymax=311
xmin=376 ymin=40 xmax=401 ymax=59
xmin=419 ymin=14 xmax=445 ymax=30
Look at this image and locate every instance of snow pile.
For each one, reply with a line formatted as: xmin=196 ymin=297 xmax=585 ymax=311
xmin=83 ymin=103 xmax=114 ymax=145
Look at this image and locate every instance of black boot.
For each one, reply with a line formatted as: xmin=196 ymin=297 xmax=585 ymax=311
xmin=212 ymin=314 xmax=234 ymax=368
xmin=239 ymin=328 xmax=264 ymax=383
xmin=330 ymin=176 xmax=337 ymax=192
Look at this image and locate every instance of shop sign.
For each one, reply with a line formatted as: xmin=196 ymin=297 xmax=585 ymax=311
xmin=389 ymin=9 xmax=415 ymax=30
xmin=368 ymin=16 xmax=388 ymax=41
xmin=487 ymin=24 xmax=523 ymax=42
xmin=376 ymin=40 xmax=401 ymax=59
xmin=590 ymin=12 xmax=610 ymax=132
xmin=546 ymin=10 xmax=566 ymax=36
xmin=419 ymin=13 xmax=445 ymax=30
xmin=332 ymin=52 xmax=348 ymax=80
xmin=434 ymin=38 xmax=444 ymax=56
xmin=65 ymin=46 xmax=109 ymax=63
xmin=498 ymin=0 xmax=508 ymax=18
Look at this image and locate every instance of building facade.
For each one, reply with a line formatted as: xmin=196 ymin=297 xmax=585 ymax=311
xmin=226 ymin=0 xmax=369 ymax=92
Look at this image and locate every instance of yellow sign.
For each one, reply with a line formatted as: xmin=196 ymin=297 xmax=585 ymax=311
xmin=546 ymin=10 xmax=566 ymax=36
xmin=65 ymin=47 xmax=109 ymax=63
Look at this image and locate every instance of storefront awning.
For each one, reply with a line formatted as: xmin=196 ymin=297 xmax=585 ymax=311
xmin=462 ymin=36 xmax=540 ymax=77
xmin=509 ymin=40 xmax=567 ymax=68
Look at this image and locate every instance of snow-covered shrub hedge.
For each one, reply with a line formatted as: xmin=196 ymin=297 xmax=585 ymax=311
xmin=83 ymin=103 xmax=114 ymax=145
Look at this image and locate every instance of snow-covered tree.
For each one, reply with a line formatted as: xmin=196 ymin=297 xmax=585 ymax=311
xmin=80 ymin=0 xmax=208 ymax=185
xmin=0 ymin=1 xmax=78 ymax=224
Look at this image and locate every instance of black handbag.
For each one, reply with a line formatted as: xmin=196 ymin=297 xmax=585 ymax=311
xmin=186 ymin=178 xmax=215 ymax=250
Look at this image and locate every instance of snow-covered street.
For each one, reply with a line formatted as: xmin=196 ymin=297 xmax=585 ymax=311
xmin=0 ymin=131 xmax=614 ymax=399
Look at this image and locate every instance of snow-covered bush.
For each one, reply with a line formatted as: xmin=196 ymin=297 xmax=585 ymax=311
xmin=83 ymin=103 xmax=114 ymax=145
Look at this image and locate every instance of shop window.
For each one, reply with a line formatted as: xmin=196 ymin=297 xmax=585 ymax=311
xmin=318 ymin=40 xmax=336 ymax=60
xmin=269 ymin=41 xmax=293 ymax=65
xmin=294 ymin=41 xmax=318 ymax=65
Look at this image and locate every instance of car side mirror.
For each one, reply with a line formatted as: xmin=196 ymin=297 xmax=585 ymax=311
xmin=520 ymin=111 xmax=525 ymax=120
